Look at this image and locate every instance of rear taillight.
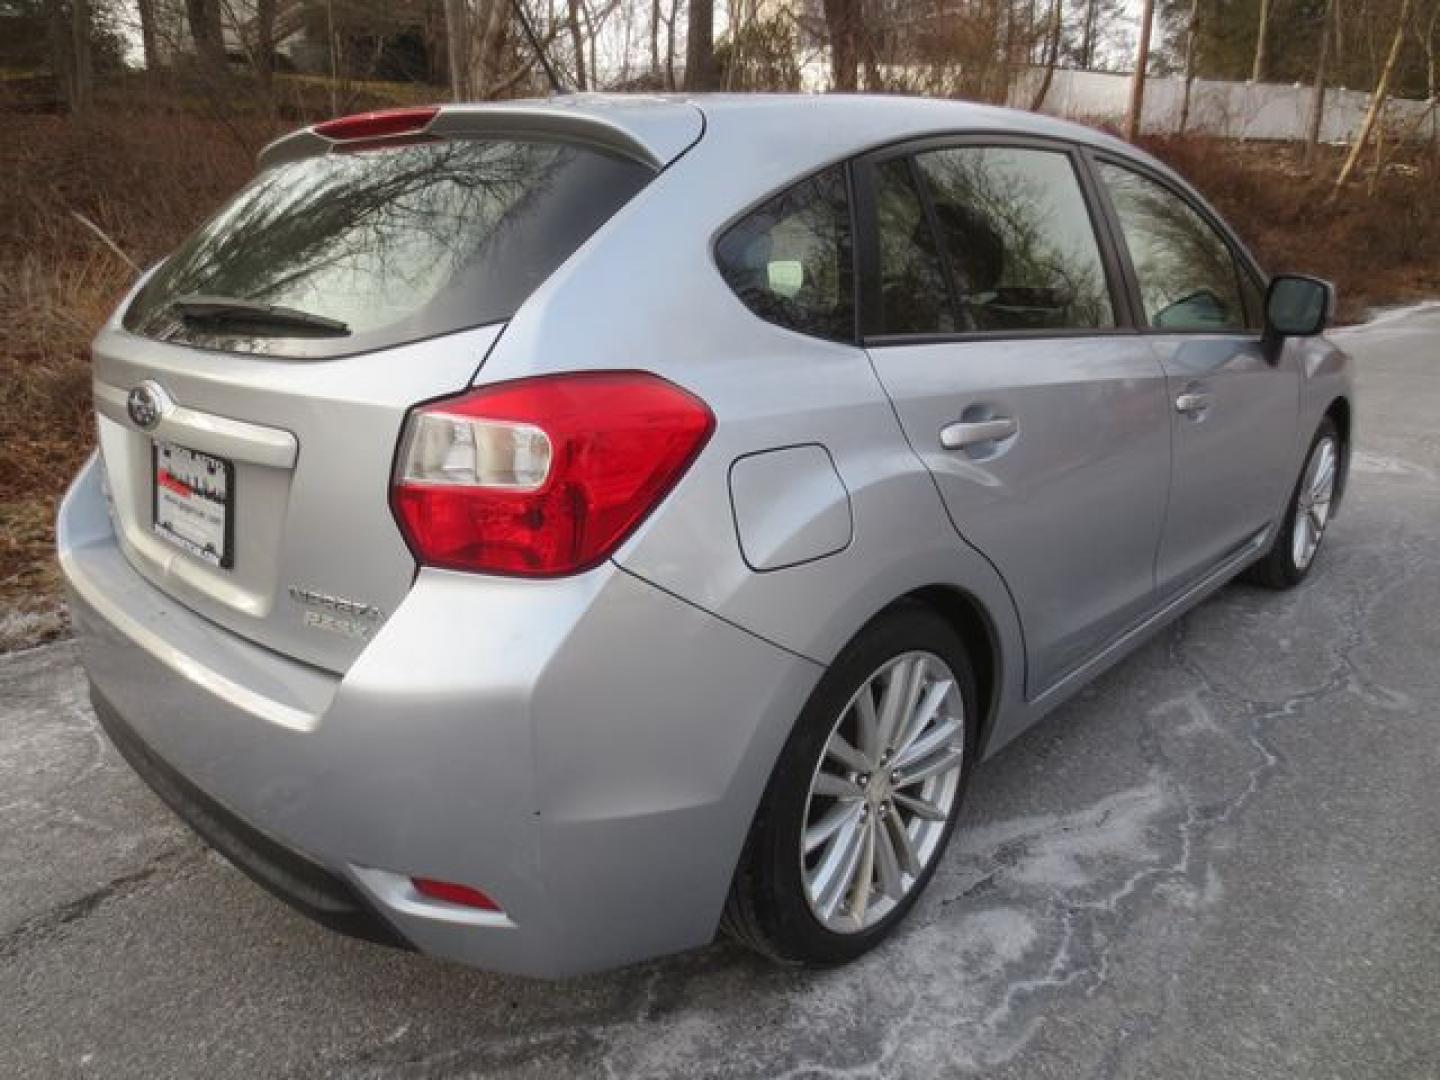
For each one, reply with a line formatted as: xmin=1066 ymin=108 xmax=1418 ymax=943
xmin=390 ymin=372 xmax=714 ymax=577
xmin=313 ymin=106 xmax=439 ymax=142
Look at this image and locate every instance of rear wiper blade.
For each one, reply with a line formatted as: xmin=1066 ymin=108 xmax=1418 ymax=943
xmin=170 ymin=294 xmax=350 ymax=336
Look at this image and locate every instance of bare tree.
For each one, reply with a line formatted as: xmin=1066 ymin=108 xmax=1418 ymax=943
xmin=1178 ymin=0 xmax=1201 ymax=132
xmin=444 ymin=0 xmax=467 ymax=99
xmin=136 ymin=0 xmax=162 ymax=71
xmin=567 ymin=0 xmax=587 ymax=89
xmin=185 ymin=0 xmax=227 ymax=70
xmin=47 ymin=0 xmax=93 ymax=113
xmin=822 ymin=0 xmax=862 ymax=92
xmin=1030 ymin=0 xmax=1062 ymax=110
xmin=685 ymin=0 xmax=716 ymax=90
xmin=1252 ymin=0 xmax=1272 ymax=80
xmin=1332 ymin=0 xmax=1414 ymax=197
xmin=1126 ymin=0 xmax=1156 ymax=140
xmin=1080 ymin=0 xmax=1099 ymax=68
xmin=255 ymin=0 xmax=276 ymax=96
xmin=1304 ymin=0 xmax=1337 ymax=165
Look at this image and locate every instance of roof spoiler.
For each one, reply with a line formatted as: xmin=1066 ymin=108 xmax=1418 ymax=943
xmin=257 ymin=97 xmax=704 ymax=172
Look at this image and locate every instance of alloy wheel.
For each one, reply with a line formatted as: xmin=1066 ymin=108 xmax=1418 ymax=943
xmin=800 ymin=651 xmax=965 ymax=934
xmin=1292 ymin=435 xmax=1338 ymax=570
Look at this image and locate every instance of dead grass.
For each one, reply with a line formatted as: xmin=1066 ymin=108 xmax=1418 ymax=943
xmin=0 ymin=95 xmax=1437 ymax=651
xmin=0 ymin=107 xmax=283 ymax=642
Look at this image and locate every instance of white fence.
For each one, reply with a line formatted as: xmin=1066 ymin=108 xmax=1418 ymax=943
xmin=1009 ymin=66 xmax=1437 ymax=143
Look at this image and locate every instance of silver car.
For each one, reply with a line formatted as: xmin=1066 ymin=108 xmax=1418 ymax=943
xmin=58 ymin=94 xmax=1352 ymax=977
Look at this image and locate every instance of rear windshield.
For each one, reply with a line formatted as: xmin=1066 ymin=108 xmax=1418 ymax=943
xmin=123 ymin=137 xmax=654 ymax=358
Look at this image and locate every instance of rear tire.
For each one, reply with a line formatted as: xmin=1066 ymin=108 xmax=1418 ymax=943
xmin=722 ymin=606 xmax=978 ymax=965
xmin=1246 ymin=416 xmax=1341 ymax=590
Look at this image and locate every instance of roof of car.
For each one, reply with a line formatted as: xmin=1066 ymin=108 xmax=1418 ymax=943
xmin=260 ymin=92 xmax=1148 ymax=176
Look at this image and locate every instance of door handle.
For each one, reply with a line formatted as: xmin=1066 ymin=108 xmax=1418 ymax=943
xmin=1175 ymin=391 xmax=1213 ymax=416
xmin=940 ymin=417 xmax=1018 ymax=450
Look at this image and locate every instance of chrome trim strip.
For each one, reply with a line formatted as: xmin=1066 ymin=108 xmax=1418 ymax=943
xmin=94 ymin=381 xmax=298 ymax=469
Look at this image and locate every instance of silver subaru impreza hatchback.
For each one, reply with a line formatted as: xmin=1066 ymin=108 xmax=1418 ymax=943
xmin=59 ymin=94 xmax=1351 ymax=977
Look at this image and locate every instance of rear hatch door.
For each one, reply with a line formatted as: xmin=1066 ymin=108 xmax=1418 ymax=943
xmin=90 ymin=105 xmax=692 ymax=672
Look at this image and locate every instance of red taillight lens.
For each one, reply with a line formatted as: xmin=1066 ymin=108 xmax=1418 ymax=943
xmin=313 ymin=106 xmax=440 ymax=142
xmin=390 ymin=372 xmax=715 ymax=577
xmin=410 ymin=877 xmax=502 ymax=912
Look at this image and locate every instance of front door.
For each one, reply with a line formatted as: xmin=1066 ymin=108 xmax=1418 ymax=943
xmin=858 ymin=142 xmax=1172 ymax=697
xmin=1094 ymin=159 xmax=1299 ymax=593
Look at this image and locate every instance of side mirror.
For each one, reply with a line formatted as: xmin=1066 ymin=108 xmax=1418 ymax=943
xmin=1264 ymin=274 xmax=1334 ymax=340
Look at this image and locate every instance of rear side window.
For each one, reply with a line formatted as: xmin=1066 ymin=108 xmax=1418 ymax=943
xmin=124 ymin=138 xmax=654 ymax=358
xmin=1097 ymin=161 xmax=1246 ymax=332
xmin=912 ymin=147 xmax=1115 ymax=332
xmin=715 ymin=166 xmax=855 ymax=342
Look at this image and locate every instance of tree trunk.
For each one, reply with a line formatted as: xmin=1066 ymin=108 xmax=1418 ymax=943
xmin=568 ymin=0 xmax=587 ymax=90
xmin=443 ymin=0 xmax=467 ymax=100
xmin=822 ymin=0 xmax=860 ymax=92
xmin=1252 ymin=0 xmax=1271 ymax=81
xmin=48 ymin=0 xmax=94 ymax=113
xmin=1331 ymin=0 xmax=1412 ymax=198
xmin=1029 ymin=0 xmax=1062 ymax=111
xmin=685 ymin=0 xmax=715 ymax=90
xmin=664 ymin=0 xmax=678 ymax=89
xmin=1178 ymin=0 xmax=1201 ymax=132
xmin=1126 ymin=0 xmax=1156 ymax=141
xmin=255 ymin=0 xmax=276 ymax=96
xmin=136 ymin=0 xmax=161 ymax=71
xmin=649 ymin=0 xmax=661 ymax=78
xmin=1304 ymin=0 xmax=1335 ymax=166
xmin=185 ymin=0 xmax=227 ymax=71
xmin=1081 ymin=0 xmax=1098 ymax=68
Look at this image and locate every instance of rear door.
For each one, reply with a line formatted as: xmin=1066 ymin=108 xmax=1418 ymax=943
xmin=857 ymin=139 xmax=1172 ymax=697
xmin=1092 ymin=157 xmax=1298 ymax=593
xmin=92 ymin=126 xmax=661 ymax=672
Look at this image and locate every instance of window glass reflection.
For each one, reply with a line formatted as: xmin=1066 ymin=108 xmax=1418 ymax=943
xmin=1098 ymin=162 xmax=1245 ymax=332
xmin=126 ymin=138 xmax=652 ymax=357
xmin=915 ymin=147 xmax=1116 ymax=332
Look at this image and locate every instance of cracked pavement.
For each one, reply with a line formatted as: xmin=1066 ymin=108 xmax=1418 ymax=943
xmin=4 ymin=305 xmax=1439 ymax=1078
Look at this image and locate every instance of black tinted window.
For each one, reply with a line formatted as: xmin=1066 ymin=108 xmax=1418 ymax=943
xmin=914 ymin=147 xmax=1115 ymax=331
xmin=873 ymin=157 xmax=955 ymax=335
xmin=715 ymin=167 xmax=854 ymax=341
xmin=1098 ymin=161 xmax=1245 ymax=331
xmin=125 ymin=138 xmax=653 ymax=358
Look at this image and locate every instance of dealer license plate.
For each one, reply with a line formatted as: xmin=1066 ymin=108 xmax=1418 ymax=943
xmin=152 ymin=441 xmax=233 ymax=569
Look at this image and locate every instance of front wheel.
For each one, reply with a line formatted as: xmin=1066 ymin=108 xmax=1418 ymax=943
xmin=1247 ymin=417 xmax=1341 ymax=590
xmin=722 ymin=606 xmax=978 ymax=965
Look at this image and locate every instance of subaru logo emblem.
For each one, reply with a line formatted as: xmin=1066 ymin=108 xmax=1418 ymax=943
xmin=126 ymin=381 xmax=172 ymax=431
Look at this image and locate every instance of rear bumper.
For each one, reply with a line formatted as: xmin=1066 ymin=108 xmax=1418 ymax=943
xmin=60 ymin=454 xmax=820 ymax=977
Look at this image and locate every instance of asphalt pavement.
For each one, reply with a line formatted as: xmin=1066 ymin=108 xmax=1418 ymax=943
xmin=3 ymin=305 xmax=1439 ymax=1079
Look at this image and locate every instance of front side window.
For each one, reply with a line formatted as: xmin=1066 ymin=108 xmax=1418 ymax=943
xmin=715 ymin=166 xmax=854 ymax=342
xmin=912 ymin=146 xmax=1116 ymax=332
xmin=1097 ymin=161 xmax=1246 ymax=332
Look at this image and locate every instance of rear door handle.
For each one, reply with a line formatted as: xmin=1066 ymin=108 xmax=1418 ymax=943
xmin=1175 ymin=391 xmax=1213 ymax=415
xmin=940 ymin=417 xmax=1018 ymax=450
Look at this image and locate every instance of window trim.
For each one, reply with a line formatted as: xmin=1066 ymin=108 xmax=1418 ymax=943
xmin=852 ymin=132 xmax=1140 ymax=347
xmin=1082 ymin=148 xmax=1270 ymax=337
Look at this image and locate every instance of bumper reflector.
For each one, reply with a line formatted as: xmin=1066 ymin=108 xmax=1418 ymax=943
xmin=411 ymin=877 xmax=503 ymax=912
